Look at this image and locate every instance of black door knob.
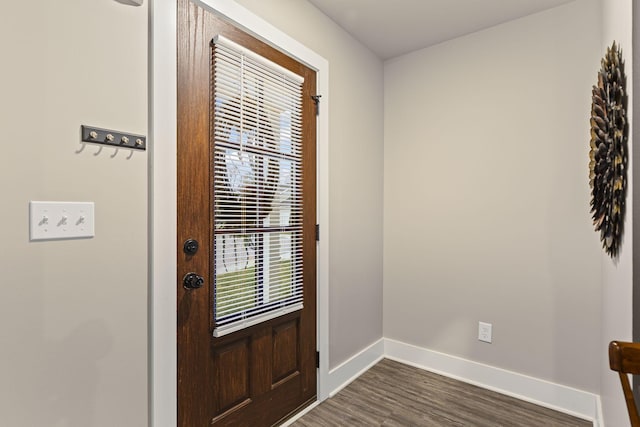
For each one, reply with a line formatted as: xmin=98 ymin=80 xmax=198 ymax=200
xmin=183 ymin=272 xmax=205 ymax=290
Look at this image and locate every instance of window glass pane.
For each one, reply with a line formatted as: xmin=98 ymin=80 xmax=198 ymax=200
xmin=262 ymin=231 xmax=301 ymax=304
xmin=214 ymin=233 xmax=257 ymax=318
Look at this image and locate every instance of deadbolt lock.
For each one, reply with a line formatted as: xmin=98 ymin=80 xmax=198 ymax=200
xmin=183 ymin=239 xmax=199 ymax=255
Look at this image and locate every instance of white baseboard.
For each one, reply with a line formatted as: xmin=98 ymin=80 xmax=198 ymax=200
xmin=326 ymin=338 xmax=385 ymax=397
xmin=384 ymin=338 xmax=600 ymax=425
xmin=594 ymin=396 xmax=604 ymax=427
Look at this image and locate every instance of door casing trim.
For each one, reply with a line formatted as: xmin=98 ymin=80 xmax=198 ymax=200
xmin=150 ymin=0 xmax=330 ymax=425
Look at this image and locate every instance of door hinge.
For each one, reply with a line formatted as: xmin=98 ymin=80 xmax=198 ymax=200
xmin=311 ymin=95 xmax=322 ymax=116
xmin=316 ymin=351 xmax=320 ymax=368
xmin=315 ymin=224 xmax=320 ymax=241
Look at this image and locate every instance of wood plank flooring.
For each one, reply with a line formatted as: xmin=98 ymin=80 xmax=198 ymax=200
xmin=292 ymin=359 xmax=592 ymax=427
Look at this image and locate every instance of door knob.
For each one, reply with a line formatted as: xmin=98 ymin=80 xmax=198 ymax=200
xmin=183 ymin=272 xmax=205 ymax=290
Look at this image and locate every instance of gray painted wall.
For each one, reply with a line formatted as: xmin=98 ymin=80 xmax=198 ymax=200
xmin=0 ymin=1 xmax=148 ymax=426
xmin=234 ymin=0 xmax=386 ymax=368
xmin=383 ymin=0 xmax=603 ymax=393
xmin=601 ymin=0 xmax=633 ymax=425
xmin=634 ymin=0 xmax=640 ymax=413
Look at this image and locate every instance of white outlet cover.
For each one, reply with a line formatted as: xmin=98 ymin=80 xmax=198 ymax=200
xmin=30 ymin=201 xmax=95 ymax=241
xmin=478 ymin=321 xmax=492 ymax=343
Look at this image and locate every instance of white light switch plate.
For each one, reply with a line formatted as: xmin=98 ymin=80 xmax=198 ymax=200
xmin=30 ymin=201 xmax=95 ymax=241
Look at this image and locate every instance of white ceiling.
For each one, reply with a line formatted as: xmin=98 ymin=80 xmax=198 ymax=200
xmin=307 ymin=0 xmax=576 ymax=59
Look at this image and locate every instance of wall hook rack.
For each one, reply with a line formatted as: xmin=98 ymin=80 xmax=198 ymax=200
xmin=81 ymin=125 xmax=147 ymax=151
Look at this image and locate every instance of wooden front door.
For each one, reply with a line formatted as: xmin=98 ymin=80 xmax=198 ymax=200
xmin=177 ymin=1 xmax=317 ymax=425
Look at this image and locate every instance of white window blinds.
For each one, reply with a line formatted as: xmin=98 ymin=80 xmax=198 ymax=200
xmin=212 ymin=35 xmax=305 ymax=337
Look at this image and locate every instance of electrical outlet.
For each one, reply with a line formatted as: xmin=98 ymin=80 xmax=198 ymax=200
xmin=478 ymin=322 xmax=492 ymax=343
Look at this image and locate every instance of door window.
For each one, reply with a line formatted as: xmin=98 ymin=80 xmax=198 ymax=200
xmin=212 ymin=36 xmax=305 ymax=337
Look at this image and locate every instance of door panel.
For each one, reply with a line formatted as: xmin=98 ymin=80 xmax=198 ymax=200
xmin=177 ymin=0 xmax=317 ymax=425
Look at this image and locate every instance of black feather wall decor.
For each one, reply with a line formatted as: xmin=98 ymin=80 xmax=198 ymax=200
xmin=589 ymin=41 xmax=628 ymax=258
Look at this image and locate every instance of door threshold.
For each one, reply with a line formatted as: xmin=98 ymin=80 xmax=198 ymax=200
xmin=276 ymin=396 xmax=319 ymax=426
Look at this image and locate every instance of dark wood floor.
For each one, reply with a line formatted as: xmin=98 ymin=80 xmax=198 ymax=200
xmin=292 ymin=359 xmax=592 ymax=427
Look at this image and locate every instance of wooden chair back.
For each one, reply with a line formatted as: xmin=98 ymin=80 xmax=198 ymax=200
xmin=609 ymin=341 xmax=640 ymax=426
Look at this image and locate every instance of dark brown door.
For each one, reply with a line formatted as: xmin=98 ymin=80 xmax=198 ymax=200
xmin=177 ymin=1 xmax=317 ymax=425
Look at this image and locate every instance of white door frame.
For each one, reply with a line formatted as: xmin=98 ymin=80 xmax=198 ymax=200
xmin=150 ymin=0 xmax=330 ymax=425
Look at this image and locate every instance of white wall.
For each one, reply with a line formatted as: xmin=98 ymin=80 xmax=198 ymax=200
xmin=233 ymin=0 xmax=385 ymax=368
xmin=384 ymin=0 xmax=603 ymax=394
xmin=0 ymin=1 xmax=148 ymax=426
xmin=600 ymin=0 xmax=633 ymax=425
